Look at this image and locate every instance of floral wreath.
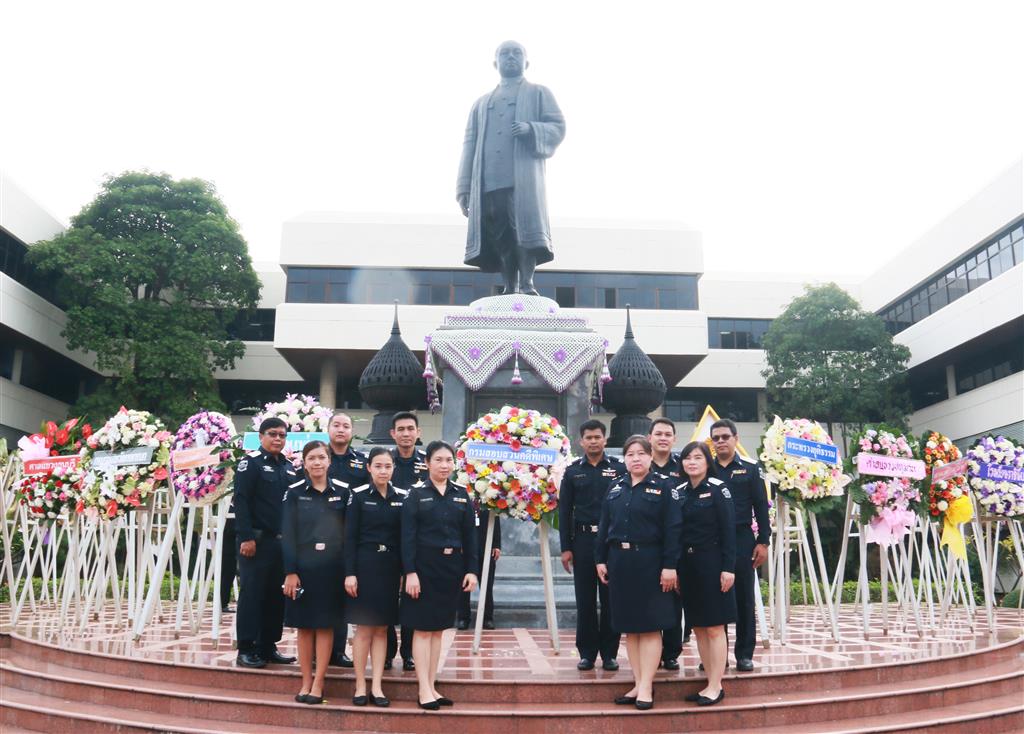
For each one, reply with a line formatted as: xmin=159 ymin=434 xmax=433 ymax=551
xmin=922 ymin=430 xmax=968 ymax=520
xmin=252 ymin=393 xmax=333 ymax=464
xmin=455 ymin=405 xmax=572 ymax=524
xmin=172 ymin=410 xmax=238 ymax=506
xmin=16 ymin=418 xmax=92 ymax=522
xmin=846 ymin=425 xmax=923 ymax=545
xmin=967 ymin=435 xmax=1024 ymax=519
xmin=79 ymin=407 xmax=172 ymax=519
xmin=759 ymin=416 xmax=850 ymax=512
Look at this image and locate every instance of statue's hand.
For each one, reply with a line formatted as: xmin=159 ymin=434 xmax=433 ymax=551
xmin=457 ymin=193 xmax=469 ymax=217
xmin=511 ymin=122 xmax=532 ymax=137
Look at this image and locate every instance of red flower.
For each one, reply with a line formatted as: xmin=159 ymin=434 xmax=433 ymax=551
xmin=153 ymin=467 xmax=168 ymax=481
xmin=82 ymin=425 xmax=93 ymax=439
xmin=65 ymin=417 xmax=79 ymax=431
xmin=46 ymin=421 xmax=58 ymax=437
xmin=496 ymin=498 xmax=508 ymax=509
xmin=56 ymin=429 xmax=69 ymax=446
xmin=510 ymin=439 xmax=522 ymax=451
xmin=76 ymin=500 xmax=85 ymax=514
xmin=106 ymin=500 xmax=119 ymax=518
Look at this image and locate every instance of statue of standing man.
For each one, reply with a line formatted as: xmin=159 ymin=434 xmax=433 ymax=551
xmin=457 ymin=41 xmax=566 ymax=296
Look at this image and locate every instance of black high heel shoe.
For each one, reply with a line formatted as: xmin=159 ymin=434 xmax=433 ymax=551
xmin=614 ymin=695 xmax=638 ymax=705
xmin=418 ymin=698 xmax=441 ymax=711
xmin=697 ymin=690 xmax=725 ymax=706
xmin=371 ymin=694 xmax=390 ymax=707
xmin=435 ymin=696 xmax=454 ymax=706
xmin=351 ymin=694 xmax=368 ymax=706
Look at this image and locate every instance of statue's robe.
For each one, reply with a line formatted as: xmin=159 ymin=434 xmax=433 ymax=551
xmin=457 ymin=80 xmax=565 ymax=272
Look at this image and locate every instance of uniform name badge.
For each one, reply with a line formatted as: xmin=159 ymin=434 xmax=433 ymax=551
xmin=314 ymin=543 xmax=326 ymax=551
xmin=699 ymin=492 xmax=711 ymax=499
xmin=475 ymin=514 xmax=480 ymax=527
xmin=443 ymin=547 xmax=454 ymax=555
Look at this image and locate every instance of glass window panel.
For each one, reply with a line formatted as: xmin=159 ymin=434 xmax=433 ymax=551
xmin=328 ymin=269 xmax=349 ymax=283
xmin=928 ymin=285 xmax=948 ymax=311
xmin=635 ymin=288 xmax=655 ymax=309
xmin=412 ymin=285 xmax=430 ymax=304
xmin=657 ymin=289 xmax=678 ymax=310
xmin=708 ymin=323 xmax=721 ymax=348
xmin=603 ymin=288 xmax=617 ymax=308
xmin=576 ymin=286 xmax=594 ymax=307
xmin=735 ymin=331 xmax=750 ymax=349
xmin=679 ymin=278 xmax=698 ymax=309
xmin=288 ymin=268 xmax=310 ymax=283
xmin=617 ymin=288 xmax=636 ymax=308
xmin=911 ymin=299 xmax=928 ymax=323
xmin=998 ymin=247 xmax=1014 ymax=274
xmin=555 ymin=286 xmax=576 ymax=307
xmin=430 ymin=284 xmax=450 ymax=304
xmin=452 ymin=270 xmax=473 ymax=285
xmin=987 ymin=243 xmax=1000 ymax=260
xmin=328 ymin=283 xmax=348 ymax=303
xmin=453 ymin=285 xmax=474 ymax=305
xmin=1013 ymin=238 xmax=1023 ymax=265
xmin=538 ymin=285 xmax=556 ymax=300
xmin=286 ymin=283 xmax=306 ymax=302
xmin=1012 ymin=226 xmax=1022 ymax=241
xmin=308 ymin=269 xmax=329 ymax=284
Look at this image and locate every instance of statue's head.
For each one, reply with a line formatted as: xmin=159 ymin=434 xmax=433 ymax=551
xmin=494 ymin=40 xmax=528 ymax=78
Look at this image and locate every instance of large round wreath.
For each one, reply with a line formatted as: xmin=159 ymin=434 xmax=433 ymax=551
xmin=455 ymin=406 xmax=572 ymax=523
xmin=967 ymin=435 xmax=1024 ymax=519
xmin=79 ymin=407 xmax=172 ymax=519
xmin=252 ymin=393 xmax=333 ymax=434
xmin=759 ymin=416 xmax=850 ymax=511
xmin=922 ymin=430 xmax=967 ymax=520
xmin=16 ymin=418 xmax=93 ymax=522
xmin=846 ymin=425 xmax=923 ymax=545
xmin=172 ymin=410 xmax=238 ymax=506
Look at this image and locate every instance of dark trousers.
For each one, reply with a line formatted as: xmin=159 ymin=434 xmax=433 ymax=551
xmin=661 ymin=592 xmax=684 ymax=661
xmin=219 ymin=519 xmax=237 ymax=607
xmin=734 ymin=527 xmax=758 ymax=660
xmin=459 ymin=551 xmax=497 ymax=623
xmin=572 ymin=532 xmax=620 ymax=662
xmin=386 ymin=625 xmax=413 ymax=661
xmin=235 ymin=537 xmax=285 ymax=656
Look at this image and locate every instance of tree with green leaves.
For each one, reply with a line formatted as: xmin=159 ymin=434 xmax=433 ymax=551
xmin=761 ymin=283 xmax=912 ymax=445
xmin=29 ymin=171 xmax=261 ymax=427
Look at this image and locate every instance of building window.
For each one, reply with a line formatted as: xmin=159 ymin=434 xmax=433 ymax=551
xmin=662 ymin=387 xmax=760 ymax=423
xmin=880 ymin=219 xmax=1023 ymax=334
xmin=284 ymin=267 xmax=700 ymax=310
xmin=954 ymin=330 xmax=1024 ymax=395
xmin=227 ymin=309 xmax=276 ymax=341
xmin=909 ymin=365 xmax=948 ymax=410
xmin=708 ymin=318 xmax=773 ymax=349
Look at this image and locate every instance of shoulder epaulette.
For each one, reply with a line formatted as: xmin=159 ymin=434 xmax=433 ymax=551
xmin=246 ymin=450 xmax=261 ymax=457
xmin=351 ymin=483 xmax=369 ymax=493
xmin=570 ymin=456 xmax=584 ymax=466
xmin=676 ymin=482 xmax=688 ymax=491
xmin=738 ymin=454 xmax=757 ymax=465
xmin=394 ymin=488 xmax=410 ymax=496
xmin=288 ymin=479 xmax=305 ymax=489
xmin=331 ymin=478 xmax=349 ymax=488
xmin=708 ymin=477 xmax=724 ymax=485
xmin=412 ymin=480 xmax=427 ymax=488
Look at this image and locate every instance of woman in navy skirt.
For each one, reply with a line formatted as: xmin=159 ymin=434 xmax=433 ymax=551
xmin=281 ymin=441 xmax=345 ymax=705
xmin=596 ymin=435 xmax=681 ymax=710
xmin=344 ymin=447 xmax=406 ymax=707
xmin=400 ymin=440 xmax=478 ymax=710
xmin=677 ymin=440 xmax=736 ymax=707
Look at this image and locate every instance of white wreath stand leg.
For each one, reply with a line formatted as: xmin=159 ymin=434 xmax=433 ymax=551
xmin=133 ymin=489 xmax=185 ymax=640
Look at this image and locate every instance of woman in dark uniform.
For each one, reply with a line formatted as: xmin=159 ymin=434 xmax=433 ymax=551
xmin=400 ymin=440 xmax=478 ymax=711
xmin=677 ymin=440 xmax=736 ymax=707
xmin=596 ymin=435 xmax=681 ymax=711
xmin=344 ymin=447 xmax=406 ymax=707
xmin=281 ymin=441 xmax=345 ymax=705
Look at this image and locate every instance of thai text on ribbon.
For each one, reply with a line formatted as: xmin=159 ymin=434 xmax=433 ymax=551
xmin=783 ymin=436 xmax=840 ymax=465
xmin=463 ymin=441 xmax=560 ymax=466
xmin=856 ymin=453 xmax=926 ymax=480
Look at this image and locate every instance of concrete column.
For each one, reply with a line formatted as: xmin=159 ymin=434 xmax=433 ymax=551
xmin=945 ymin=364 xmax=957 ymax=399
xmin=319 ymin=354 xmax=338 ymax=409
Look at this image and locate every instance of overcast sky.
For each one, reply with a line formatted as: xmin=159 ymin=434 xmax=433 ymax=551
xmin=3 ymin=1 xmax=1022 ymax=276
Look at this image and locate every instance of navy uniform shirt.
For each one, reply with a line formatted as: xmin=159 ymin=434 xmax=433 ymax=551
xmin=651 ymin=453 xmax=682 ymax=484
xmin=401 ymin=480 xmax=479 ymax=576
xmin=344 ymin=482 xmax=408 ymax=576
xmin=715 ymin=454 xmax=771 ymax=545
xmin=558 ymin=453 xmax=625 ymax=551
xmin=328 ymin=445 xmax=369 ymax=491
xmin=280 ymin=477 xmax=346 ymax=575
xmin=391 ymin=448 xmax=428 ymax=490
xmin=595 ymin=471 xmax=682 ymax=570
xmin=678 ymin=476 xmax=737 ymax=573
xmin=233 ymin=449 xmax=296 ymax=543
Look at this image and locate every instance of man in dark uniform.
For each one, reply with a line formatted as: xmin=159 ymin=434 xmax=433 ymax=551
xmin=233 ymin=417 xmax=298 ymax=668
xmin=458 ymin=502 xmax=501 ymax=629
xmin=386 ymin=411 xmax=426 ymax=670
xmin=710 ymin=418 xmax=770 ymax=672
xmin=323 ymin=411 xmax=369 ymax=668
xmin=648 ymin=417 xmax=684 ymax=670
xmin=560 ymin=419 xmax=625 ymax=671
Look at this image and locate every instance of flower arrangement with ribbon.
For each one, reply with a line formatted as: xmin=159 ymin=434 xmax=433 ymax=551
xmin=79 ymin=407 xmax=172 ymax=519
xmin=251 ymin=393 xmax=333 ymax=434
xmin=759 ymin=416 xmax=850 ymax=512
xmin=846 ymin=425 xmax=924 ymax=546
xmin=171 ymin=410 xmax=239 ymax=506
xmin=922 ymin=430 xmax=972 ymax=559
xmin=967 ymin=435 xmax=1024 ymax=519
xmin=16 ymin=418 xmax=92 ymax=522
xmin=455 ymin=405 xmax=572 ymax=523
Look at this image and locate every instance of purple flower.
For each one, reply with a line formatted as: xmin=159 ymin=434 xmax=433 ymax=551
xmin=468 ymin=346 xmax=482 ymax=361
xmin=553 ymin=348 xmax=568 ymax=363
xmin=512 ymin=302 xmax=525 ymax=312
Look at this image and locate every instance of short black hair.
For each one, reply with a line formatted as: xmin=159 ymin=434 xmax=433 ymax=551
xmin=649 ymin=417 xmax=676 ymax=434
xmin=258 ymin=417 xmax=287 ymax=434
xmin=425 ymin=440 xmax=456 ymax=461
xmin=622 ymin=434 xmax=653 ymax=455
xmin=679 ymin=440 xmax=714 ymax=469
xmin=392 ymin=411 xmax=419 ymax=428
xmin=710 ymin=418 xmax=738 ymax=436
xmin=579 ymin=419 xmax=606 ymax=437
xmin=301 ymin=440 xmax=330 ymax=460
xmin=367 ymin=446 xmax=394 ymax=464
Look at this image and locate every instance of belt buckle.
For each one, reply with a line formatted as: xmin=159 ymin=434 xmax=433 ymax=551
xmin=443 ymin=547 xmax=454 ymax=555
xmin=314 ymin=542 xmax=326 ymax=551
xmin=620 ymin=542 xmax=631 ymax=550
xmin=589 ymin=525 xmax=598 ymax=533
xmin=378 ymin=544 xmax=387 ymax=552
xmin=687 ymin=547 xmax=695 ymax=554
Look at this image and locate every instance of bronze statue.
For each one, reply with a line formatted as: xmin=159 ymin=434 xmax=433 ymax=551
xmin=457 ymin=41 xmax=566 ymax=295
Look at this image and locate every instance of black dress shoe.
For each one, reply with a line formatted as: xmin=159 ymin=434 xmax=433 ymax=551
xmin=602 ymin=658 xmax=619 ymax=671
xmin=266 ymin=650 xmax=297 ymax=665
xmin=614 ymin=695 xmax=637 ymax=705
xmin=295 ymin=693 xmax=309 ymax=703
xmin=662 ymin=658 xmax=680 ymax=670
xmin=419 ymin=699 xmax=441 ymax=711
xmin=635 ymin=699 xmax=654 ymax=710
xmin=483 ymin=619 xmax=495 ymax=630
xmin=352 ymin=695 xmax=368 ymax=706
xmin=577 ymin=658 xmax=595 ymax=671
xmin=402 ymin=658 xmax=416 ymax=671
xmin=236 ymin=652 xmax=267 ymax=668
xmin=736 ymin=658 xmax=754 ymax=672
xmin=384 ymin=659 xmax=393 ymax=670
xmin=435 ymin=696 xmax=453 ymax=706
xmin=331 ymin=652 xmax=354 ymax=667
xmin=371 ymin=695 xmax=390 ymax=707
xmin=221 ymin=604 xmax=234 ymax=614
xmin=303 ymin=693 xmax=324 ymax=705
xmin=697 ymin=690 xmax=725 ymax=706
xmin=456 ymin=618 xmax=469 ymax=630
xmin=684 ymin=692 xmax=701 ymax=702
